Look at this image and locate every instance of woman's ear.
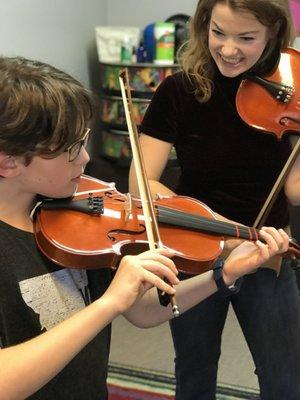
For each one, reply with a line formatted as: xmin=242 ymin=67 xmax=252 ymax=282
xmin=0 ymin=153 xmax=19 ymax=178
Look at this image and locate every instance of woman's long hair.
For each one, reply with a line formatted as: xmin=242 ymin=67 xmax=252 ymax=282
xmin=178 ymin=0 xmax=294 ymax=102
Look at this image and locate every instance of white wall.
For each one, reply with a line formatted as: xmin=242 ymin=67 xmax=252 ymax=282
xmin=107 ymin=0 xmax=196 ymax=27
xmin=0 ymin=0 xmax=107 ymax=89
xmin=1 ymin=1 xmax=298 ymax=91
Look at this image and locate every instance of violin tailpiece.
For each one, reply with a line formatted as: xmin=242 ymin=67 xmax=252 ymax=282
xmin=246 ymin=74 xmax=294 ymax=103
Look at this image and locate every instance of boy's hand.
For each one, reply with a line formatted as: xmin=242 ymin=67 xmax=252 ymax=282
xmin=222 ymin=227 xmax=289 ymax=286
xmin=103 ymin=248 xmax=178 ymax=314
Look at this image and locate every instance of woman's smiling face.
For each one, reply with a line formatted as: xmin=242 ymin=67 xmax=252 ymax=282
xmin=208 ymin=2 xmax=270 ymax=77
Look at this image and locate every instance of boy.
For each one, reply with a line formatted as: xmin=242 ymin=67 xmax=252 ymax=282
xmin=0 ymin=56 xmax=289 ymax=399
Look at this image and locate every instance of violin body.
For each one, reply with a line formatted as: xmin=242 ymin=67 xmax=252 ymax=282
xmin=236 ymin=47 xmax=300 ymax=138
xmin=34 ymin=175 xmax=223 ymax=275
xmin=34 ymin=175 xmax=300 ymax=274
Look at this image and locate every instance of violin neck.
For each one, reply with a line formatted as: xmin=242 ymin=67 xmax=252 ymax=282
xmin=157 ymin=206 xmax=259 ymax=241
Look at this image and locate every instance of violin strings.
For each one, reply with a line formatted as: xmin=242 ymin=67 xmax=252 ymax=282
xmin=157 ymin=205 xmax=258 ymax=241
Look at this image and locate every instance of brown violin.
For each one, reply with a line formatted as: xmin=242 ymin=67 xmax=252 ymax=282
xmin=34 ymin=175 xmax=300 ymax=274
xmin=236 ymin=47 xmax=300 ymax=138
xmin=236 ymin=47 xmax=300 ymax=228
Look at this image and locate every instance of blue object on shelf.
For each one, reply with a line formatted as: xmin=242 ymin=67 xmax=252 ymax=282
xmin=143 ymin=23 xmax=155 ymax=62
xmin=137 ymin=41 xmax=147 ymax=63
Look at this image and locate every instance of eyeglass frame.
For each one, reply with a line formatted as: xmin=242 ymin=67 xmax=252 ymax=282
xmin=65 ymin=128 xmax=91 ymax=162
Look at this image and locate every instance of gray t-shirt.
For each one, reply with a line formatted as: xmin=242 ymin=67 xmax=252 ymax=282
xmin=0 ymin=220 xmax=112 ymax=399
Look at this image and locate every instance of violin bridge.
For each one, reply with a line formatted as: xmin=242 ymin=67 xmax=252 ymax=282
xmin=124 ymin=193 xmax=133 ymax=221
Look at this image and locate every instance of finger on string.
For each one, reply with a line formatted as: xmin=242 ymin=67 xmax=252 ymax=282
xmin=278 ymin=228 xmax=289 ymax=252
xmin=255 ymin=240 xmax=270 ymax=259
xmin=260 ymin=227 xmax=285 ymax=250
xmin=258 ymin=229 xmax=279 ymax=254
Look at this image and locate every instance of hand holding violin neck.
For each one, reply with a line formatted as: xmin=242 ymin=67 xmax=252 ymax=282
xmin=157 ymin=203 xmax=300 ymax=260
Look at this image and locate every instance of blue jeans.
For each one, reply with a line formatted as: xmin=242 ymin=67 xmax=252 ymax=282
xmin=170 ymin=260 xmax=300 ymax=400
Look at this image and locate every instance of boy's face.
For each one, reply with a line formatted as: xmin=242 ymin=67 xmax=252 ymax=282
xmin=18 ymin=144 xmax=90 ymax=198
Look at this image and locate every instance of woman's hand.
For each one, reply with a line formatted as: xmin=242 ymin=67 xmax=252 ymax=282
xmin=222 ymin=227 xmax=289 ymax=286
xmin=102 ymin=248 xmax=179 ymax=314
xmin=222 ymin=237 xmax=244 ymax=256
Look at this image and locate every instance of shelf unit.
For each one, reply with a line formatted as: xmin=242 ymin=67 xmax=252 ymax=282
xmin=98 ymin=61 xmax=178 ymax=166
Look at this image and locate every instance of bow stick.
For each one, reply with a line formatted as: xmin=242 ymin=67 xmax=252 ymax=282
xmin=119 ymin=68 xmax=180 ymax=317
xmin=253 ymin=137 xmax=300 ymax=228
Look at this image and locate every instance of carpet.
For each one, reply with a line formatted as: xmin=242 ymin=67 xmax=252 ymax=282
xmin=107 ymin=363 xmax=260 ymax=400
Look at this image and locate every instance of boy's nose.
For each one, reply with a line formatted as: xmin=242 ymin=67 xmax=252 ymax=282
xmin=76 ymin=146 xmax=90 ymax=166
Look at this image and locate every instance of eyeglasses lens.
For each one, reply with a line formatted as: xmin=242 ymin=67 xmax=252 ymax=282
xmin=68 ymin=128 xmax=91 ymax=162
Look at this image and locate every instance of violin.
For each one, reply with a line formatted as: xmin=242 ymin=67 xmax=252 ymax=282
xmin=236 ymin=47 xmax=300 ymax=228
xmin=34 ymin=174 xmax=300 ymax=274
xmin=236 ymin=47 xmax=300 ymax=138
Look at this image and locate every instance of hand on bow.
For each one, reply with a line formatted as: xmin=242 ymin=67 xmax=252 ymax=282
xmin=102 ymin=248 xmax=178 ymax=314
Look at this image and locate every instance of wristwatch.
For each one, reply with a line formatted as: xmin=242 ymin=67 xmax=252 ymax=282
xmin=213 ymin=258 xmax=243 ymax=297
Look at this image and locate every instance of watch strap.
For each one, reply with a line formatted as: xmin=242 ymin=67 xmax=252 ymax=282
xmin=213 ymin=259 xmax=243 ymax=297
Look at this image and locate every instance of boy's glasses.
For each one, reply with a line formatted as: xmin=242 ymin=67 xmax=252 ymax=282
xmin=65 ymin=128 xmax=91 ymax=162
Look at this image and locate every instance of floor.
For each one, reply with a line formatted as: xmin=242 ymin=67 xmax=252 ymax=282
xmin=109 ymin=305 xmax=259 ymax=392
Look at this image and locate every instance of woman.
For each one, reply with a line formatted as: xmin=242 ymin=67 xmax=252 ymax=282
xmin=129 ymin=1 xmax=300 ymax=399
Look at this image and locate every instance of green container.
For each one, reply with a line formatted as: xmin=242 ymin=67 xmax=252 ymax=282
xmin=154 ymin=22 xmax=175 ymax=65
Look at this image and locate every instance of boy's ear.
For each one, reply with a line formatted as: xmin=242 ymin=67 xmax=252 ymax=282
xmin=0 ymin=153 xmax=20 ymax=177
